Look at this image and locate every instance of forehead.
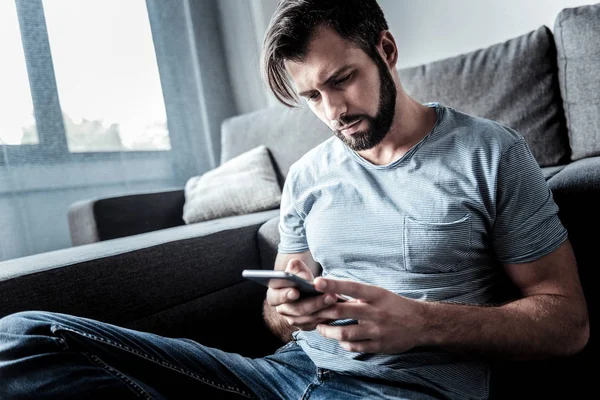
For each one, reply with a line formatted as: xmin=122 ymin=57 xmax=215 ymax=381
xmin=285 ymin=27 xmax=369 ymax=91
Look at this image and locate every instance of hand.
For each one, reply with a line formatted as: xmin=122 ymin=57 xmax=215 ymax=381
xmin=266 ymin=259 xmax=338 ymax=331
xmin=312 ymin=277 xmax=426 ymax=354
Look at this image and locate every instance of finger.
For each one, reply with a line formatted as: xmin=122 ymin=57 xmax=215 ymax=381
xmin=285 ymin=259 xmax=313 ymax=281
xmin=339 ymin=340 xmax=379 ymax=353
xmin=285 ymin=316 xmax=332 ymax=330
xmin=312 ymin=301 xmax=376 ymax=321
xmin=276 ymin=293 xmax=339 ymax=316
xmin=313 ymin=277 xmax=379 ymax=301
xmin=266 ymin=287 xmax=300 ymax=306
xmin=316 ymin=322 xmax=373 ymax=343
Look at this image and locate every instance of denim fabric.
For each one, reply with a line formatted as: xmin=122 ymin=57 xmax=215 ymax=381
xmin=0 ymin=311 xmax=444 ymax=399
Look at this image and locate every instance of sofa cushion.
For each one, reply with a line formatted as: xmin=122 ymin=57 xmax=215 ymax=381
xmin=554 ymin=4 xmax=600 ymax=161
xmin=221 ymin=106 xmax=331 ymax=187
xmin=541 ymin=164 xmax=568 ymax=180
xmin=399 ymin=26 xmax=570 ymax=167
xmin=183 ymin=145 xmax=281 ymax=224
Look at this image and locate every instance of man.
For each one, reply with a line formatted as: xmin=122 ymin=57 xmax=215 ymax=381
xmin=0 ymin=0 xmax=589 ymax=399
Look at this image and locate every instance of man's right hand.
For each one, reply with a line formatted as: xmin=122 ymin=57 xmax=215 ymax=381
xmin=266 ymin=259 xmax=337 ymax=331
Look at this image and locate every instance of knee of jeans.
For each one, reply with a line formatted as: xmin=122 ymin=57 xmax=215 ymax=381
xmin=0 ymin=311 xmax=56 ymax=336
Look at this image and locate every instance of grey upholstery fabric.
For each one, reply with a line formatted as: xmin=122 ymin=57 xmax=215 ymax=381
xmin=554 ymin=4 xmax=600 ymax=161
xmin=221 ymin=105 xmax=331 ymax=187
xmin=68 ymin=189 xmax=186 ymax=246
xmin=128 ymin=280 xmax=281 ymax=357
xmin=3 ymin=209 xmax=279 ymax=283
xmin=257 ymin=215 xmax=280 ymax=270
xmin=546 ymin=155 xmax=600 ymax=394
xmin=549 ymin=156 xmax=600 ymax=192
xmin=68 ymin=200 xmax=100 ymax=245
xmin=399 ymin=26 xmax=570 ymax=167
xmin=541 ymin=164 xmax=568 ymax=180
xmin=0 ymin=210 xmax=281 ymax=356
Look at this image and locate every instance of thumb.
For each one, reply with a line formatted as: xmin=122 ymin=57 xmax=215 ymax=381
xmin=285 ymin=259 xmax=314 ymax=281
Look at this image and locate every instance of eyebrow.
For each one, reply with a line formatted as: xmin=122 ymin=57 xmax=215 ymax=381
xmin=298 ymin=65 xmax=354 ymax=98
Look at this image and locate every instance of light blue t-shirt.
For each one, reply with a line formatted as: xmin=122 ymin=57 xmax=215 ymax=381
xmin=277 ymin=103 xmax=568 ymax=400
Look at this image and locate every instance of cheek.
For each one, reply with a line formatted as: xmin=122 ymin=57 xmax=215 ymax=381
xmin=308 ymin=103 xmax=330 ymax=126
xmin=349 ymin=80 xmax=379 ymax=114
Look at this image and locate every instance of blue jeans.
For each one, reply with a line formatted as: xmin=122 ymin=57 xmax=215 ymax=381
xmin=0 ymin=311 xmax=443 ymax=399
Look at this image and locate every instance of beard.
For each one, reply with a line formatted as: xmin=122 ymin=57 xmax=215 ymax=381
xmin=333 ymin=56 xmax=397 ymax=151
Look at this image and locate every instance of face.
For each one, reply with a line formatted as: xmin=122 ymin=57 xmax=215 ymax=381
xmin=285 ymin=27 xmax=397 ymax=151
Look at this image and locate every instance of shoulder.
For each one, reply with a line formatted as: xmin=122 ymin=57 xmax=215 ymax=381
xmin=286 ymin=137 xmax=343 ymax=186
xmin=439 ymin=105 xmax=524 ymax=155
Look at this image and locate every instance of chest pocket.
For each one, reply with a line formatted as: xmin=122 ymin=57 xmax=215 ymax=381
xmin=403 ymin=214 xmax=472 ymax=273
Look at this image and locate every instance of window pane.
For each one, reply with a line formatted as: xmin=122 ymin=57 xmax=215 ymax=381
xmin=0 ymin=0 xmax=39 ymax=145
xmin=42 ymin=0 xmax=170 ymax=152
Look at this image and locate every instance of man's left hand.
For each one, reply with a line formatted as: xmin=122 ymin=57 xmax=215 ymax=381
xmin=312 ymin=277 xmax=426 ymax=354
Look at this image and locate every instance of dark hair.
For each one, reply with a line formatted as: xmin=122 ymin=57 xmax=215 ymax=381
xmin=261 ymin=0 xmax=389 ymax=107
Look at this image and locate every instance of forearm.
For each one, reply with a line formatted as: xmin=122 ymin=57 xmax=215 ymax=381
xmin=263 ymin=299 xmax=297 ymax=343
xmin=419 ymin=294 xmax=589 ymax=360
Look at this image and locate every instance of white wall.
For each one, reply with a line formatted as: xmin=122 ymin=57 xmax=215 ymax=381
xmin=377 ymin=0 xmax=592 ymax=69
xmin=217 ymin=0 xmax=280 ymax=114
xmin=220 ymin=0 xmax=593 ymax=110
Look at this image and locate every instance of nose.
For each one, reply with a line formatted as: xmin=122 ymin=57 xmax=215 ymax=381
xmin=322 ymin=92 xmax=347 ymax=128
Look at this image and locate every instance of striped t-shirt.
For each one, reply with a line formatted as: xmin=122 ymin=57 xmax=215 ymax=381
xmin=277 ymin=103 xmax=568 ymax=400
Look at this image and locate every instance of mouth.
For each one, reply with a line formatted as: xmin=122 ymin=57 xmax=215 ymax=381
xmin=339 ymin=119 xmax=362 ymax=135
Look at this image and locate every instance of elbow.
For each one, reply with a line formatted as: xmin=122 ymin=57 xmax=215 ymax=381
xmin=574 ymin=316 xmax=590 ymax=354
xmin=564 ymin=311 xmax=590 ymax=356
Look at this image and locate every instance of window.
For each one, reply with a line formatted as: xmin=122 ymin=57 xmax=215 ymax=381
xmin=43 ymin=0 xmax=169 ymax=152
xmin=1 ymin=0 xmax=170 ymax=163
xmin=0 ymin=0 xmax=38 ymax=146
xmin=1 ymin=0 xmax=226 ymax=262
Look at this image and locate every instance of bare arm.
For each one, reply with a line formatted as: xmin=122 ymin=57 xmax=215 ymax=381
xmin=313 ymin=239 xmax=589 ymax=360
xmin=421 ymin=239 xmax=589 ymax=359
xmin=262 ymin=251 xmax=321 ymax=342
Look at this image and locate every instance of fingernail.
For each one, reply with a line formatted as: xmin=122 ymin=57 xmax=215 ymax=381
xmin=287 ymin=290 xmax=299 ymax=300
xmin=324 ymin=295 xmax=335 ymax=305
xmin=315 ymin=279 xmax=327 ymax=290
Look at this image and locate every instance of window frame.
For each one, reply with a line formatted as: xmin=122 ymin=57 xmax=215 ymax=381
xmin=0 ymin=0 xmax=172 ymax=167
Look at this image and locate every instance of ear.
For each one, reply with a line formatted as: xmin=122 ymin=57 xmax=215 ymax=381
xmin=377 ymin=31 xmax=398 ymax=68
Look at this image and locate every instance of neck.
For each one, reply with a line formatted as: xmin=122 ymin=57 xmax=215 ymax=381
xmin=356 ymin=93 xmax=437 ymax=166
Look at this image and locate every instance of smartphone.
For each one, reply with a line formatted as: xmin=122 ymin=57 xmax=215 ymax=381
xmin=242 ymin=270 xmax=350 ymax=302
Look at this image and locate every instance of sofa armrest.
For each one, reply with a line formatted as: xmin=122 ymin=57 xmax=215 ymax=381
xmin=68 ymin=188 xmax=186 ymax=246
xmin=1 ymin=209 xmax=282 ymax=356
xmin=489 ymin=156 xmax=600 ymax=399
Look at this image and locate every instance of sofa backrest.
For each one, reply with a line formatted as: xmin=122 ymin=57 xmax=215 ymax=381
xmin=398 ymin=26 xmax=570 ymax=168
xmin=220 ymin=104 xmax=330 ymax=188
xmin=554 ymin=3 xmax=600 ymax=161
xmin=220 ymin=4 xmax=599 ymax=185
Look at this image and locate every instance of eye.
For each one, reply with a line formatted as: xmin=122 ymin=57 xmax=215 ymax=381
xmin=333 ymin=74 xmax=352 ymax=87
xmin=307 ymin=91 xmax=320 ymax=102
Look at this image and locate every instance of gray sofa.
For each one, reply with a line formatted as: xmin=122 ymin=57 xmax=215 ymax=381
xmin=1 ymin=4 xmax=599 ymax=399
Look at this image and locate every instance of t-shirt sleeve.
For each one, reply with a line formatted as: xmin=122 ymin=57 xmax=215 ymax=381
xmin=277 ymin=170 xmax=310 ymax=253
xmin=492 ymin=138 xmax=568 ymax=264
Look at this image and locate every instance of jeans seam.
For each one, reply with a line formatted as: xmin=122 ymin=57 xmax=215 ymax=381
xmin=300 ymin=366 xmax=327 ymax=400
xmin=51 ymin=325 xmax=255 ymax=399
xmin=85 ymin=353 xmax=153 ymax=399
xmin=300 ymin=381 xmax=317 ymax=400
